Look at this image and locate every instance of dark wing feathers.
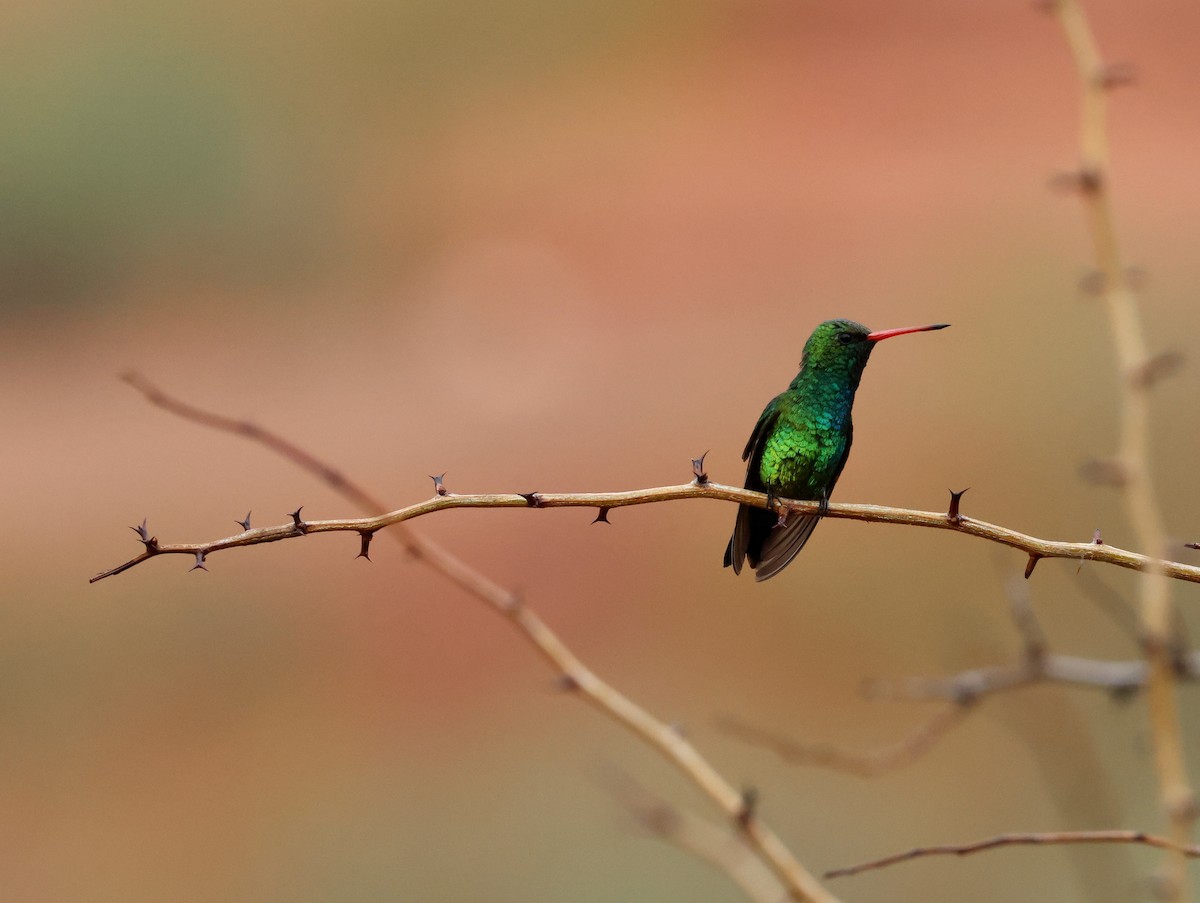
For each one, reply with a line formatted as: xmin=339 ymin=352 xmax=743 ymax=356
xmin=724 ymin=500 xmax=761 ymax=574
xmin=724 ymin=402 xmax=781 ymax=575
xmin=741 ymin=401 xmax=780 ymax=463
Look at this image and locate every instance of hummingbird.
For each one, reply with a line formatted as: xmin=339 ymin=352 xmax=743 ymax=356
xmin=724 ymin=319 xmax=949 ymax=581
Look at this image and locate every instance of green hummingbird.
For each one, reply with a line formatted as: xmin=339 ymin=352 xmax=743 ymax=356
xmin=724 ymin=318 xmax=949 ymax=581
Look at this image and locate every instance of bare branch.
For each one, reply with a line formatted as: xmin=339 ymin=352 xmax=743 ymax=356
xmin=106 ymin=373 xmax=838 ymax=903
xmin=866 ymin=652 xmax=1200 ymax=704
xmin=826 ymin=830 xmax=1200 ymax=879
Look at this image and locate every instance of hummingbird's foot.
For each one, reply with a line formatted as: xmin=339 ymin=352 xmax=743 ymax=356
xmin=817 ymin=493 xmax=830 ymax=517
xmin=765 ymin=489 xmax=789 ymax=527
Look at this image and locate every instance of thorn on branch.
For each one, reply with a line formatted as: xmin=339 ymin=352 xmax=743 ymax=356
xmin=191 ymin=551 xmax=208 ymax=572
xmin=1108 ymin=682 xmax=1140 ymax=703
xmin=736 ymin=787 xmax=758 ymax=829
xmin=1078 ymin=269 xmax=1106 ymax=296
xmin=1093 ymin=528 xmax=1104 ymax=545
xmin=1129 ymin=350 xmax=1185 ymax=390
xmin=555 ymin=673 xmax=580 ymax=692
xmin=289 ymin=507 xmax=308 ymax=533
xmin=1079 ymin=458 xmax=1129 ymax=487
xmin=518 ymin=492 xmax=543 ymax=508
xmin=691 ymin=451 xmax=709 ymax=485
xmin=593 ymin=507 xmax=611 ymax=525
xmin=1050 ymin=168 xmax=1103 ymax=195
xmin=430 ymin=473 xmax=448 ymax=496
xmin=130 ymin=518 xmax=159 ymax=552
xmin=947 ymin=488 xmax=969 ymax=524
xmin=1025 ymin=553 xmax=1042 ymax=580
xmin=951 ymin=684 xmax=983 ymax=707
xmin=357 ymin=532 xmax=373 ymax=561
xmin=236 ymin=511 xmax=252 ymax=531
xmin=1096 ymin=61 xmax=1137 ymax=90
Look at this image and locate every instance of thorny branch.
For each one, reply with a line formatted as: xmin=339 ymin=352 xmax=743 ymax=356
xmin=102 ymin=373 xmax=838 ymax=903
xmin=92 ymin=481 xmax=1200 ymax=588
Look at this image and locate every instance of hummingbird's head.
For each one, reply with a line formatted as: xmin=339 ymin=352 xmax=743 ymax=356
xmin=800 ymin=319 xmax=875 ymax=375
xmin=801 ymin=318 xmax=950 ymax=377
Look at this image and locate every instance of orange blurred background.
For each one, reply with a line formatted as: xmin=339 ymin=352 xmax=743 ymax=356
xmin=5 ymin=1 xmax=1200 ymax=900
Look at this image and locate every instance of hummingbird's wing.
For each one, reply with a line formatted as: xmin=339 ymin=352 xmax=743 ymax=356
xmin=724 ymin=401 xmax=781 ymax=574
xmin=740 ymin=401 xmax=780 ymax=464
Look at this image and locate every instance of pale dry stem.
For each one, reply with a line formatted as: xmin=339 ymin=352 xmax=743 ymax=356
xmin=107 ymin=374 xmax=838 ymax=903
xmin=1049 ymin=3 xmax=1197 ymax=896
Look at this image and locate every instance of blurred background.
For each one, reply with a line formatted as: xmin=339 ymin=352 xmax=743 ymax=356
xmin=5 ymin=0 xmax=1200 ymax=900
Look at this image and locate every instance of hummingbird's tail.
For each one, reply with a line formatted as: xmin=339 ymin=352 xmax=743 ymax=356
xmin=753 ymin=513 xmax=819 ymax=581
xmin=724 ymin=504 xmax=820 ymax=581
xmin=723 ymin=501 xmax=759 ymax=575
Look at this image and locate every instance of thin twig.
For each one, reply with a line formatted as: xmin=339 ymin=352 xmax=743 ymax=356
xmin=715 ymin=707 xmax=970 ymax=778
xmin=866 ymin=651 xmax=1200 ymax=703
xmin=825 ymin=830 xmax=1200 ymax=879
xmin=1048 ymin=3 xmax=1197 ymax=896
xmin=106 ymin=373 xmax=838 ymax=903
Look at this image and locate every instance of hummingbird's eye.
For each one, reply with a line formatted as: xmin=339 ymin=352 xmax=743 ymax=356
xmin=836 ymin=332 xmax=854 ymax=345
